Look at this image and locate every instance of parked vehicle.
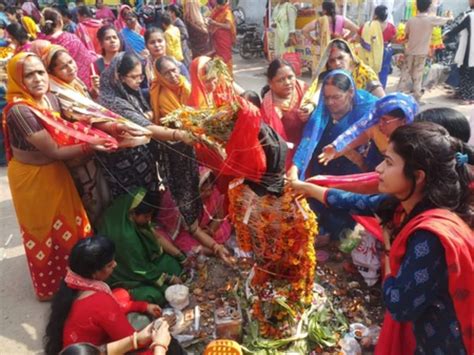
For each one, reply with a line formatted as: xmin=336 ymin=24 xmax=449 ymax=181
xmin=239 ymin=23 xmax=264 ymax=59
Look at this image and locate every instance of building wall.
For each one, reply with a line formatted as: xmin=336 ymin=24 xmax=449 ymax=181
xmin=238 ymin=0 xmax=267 ymax=29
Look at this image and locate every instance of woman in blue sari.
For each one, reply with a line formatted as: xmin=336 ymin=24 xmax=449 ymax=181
xmin=289 ymin=70 xmax=378 ymax=239
xmin=121 ymin=11 xmax=146 ymax=58
xmin=318 ymin=93 xmax=418 ymax=166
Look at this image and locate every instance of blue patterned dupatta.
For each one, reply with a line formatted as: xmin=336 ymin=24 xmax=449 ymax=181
xmin=331 ymin=92 xmax=418 ymax=153
xmin=121 ymin=27 xmax=146 ymax=56
xmin=293 ymin=70 xmax=377 ymax=179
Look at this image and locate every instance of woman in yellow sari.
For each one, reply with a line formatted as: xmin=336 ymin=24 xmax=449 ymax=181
xmin=150 ymin=55 xmax=190 ymax=121
xmin=3 ymin=53 xmax=114 ymax=300
xmin=302 ymin=1 xmax=359 ymax=56
xmin=5 ymin=7 xmax=39 ymax=39
xmin=301 ymin=39 xmax=385 ymax=111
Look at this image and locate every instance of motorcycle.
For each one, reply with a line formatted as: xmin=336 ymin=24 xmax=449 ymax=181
xmin=232 ymin=6 xmax=246 ymax=54
xmin=239 ymin=23 xmax=264 ymax=60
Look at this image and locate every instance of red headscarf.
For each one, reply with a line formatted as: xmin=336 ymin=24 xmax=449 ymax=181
xmin=187 ymin=56 xmax=235 ymax=109
xmin=188 ymin=56 xmax=214 ymax=108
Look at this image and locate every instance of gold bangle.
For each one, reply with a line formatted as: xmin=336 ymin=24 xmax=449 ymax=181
xmin=132 ymin=331 xmax=138 ymax=350
xmin=150 ymin=342 xmax=168 ymax=352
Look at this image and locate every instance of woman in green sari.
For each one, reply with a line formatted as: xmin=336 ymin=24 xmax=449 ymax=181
xmin=99 ymin=188 xmax=185 ymax=305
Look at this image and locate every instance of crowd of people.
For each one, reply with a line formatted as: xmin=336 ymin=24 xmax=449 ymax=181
xmin=0 ymin=0 xmax=473 ymax=354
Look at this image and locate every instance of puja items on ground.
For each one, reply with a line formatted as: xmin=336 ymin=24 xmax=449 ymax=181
xmin=228 ymin=179 xmax=318 ymax=339
xmin=214 ymin=296 xmax=243 ymax=341
xmin=160 ymin=103 xmax=240 ymax=159
xmin=50 ymin=84 xmax=152 ymax=148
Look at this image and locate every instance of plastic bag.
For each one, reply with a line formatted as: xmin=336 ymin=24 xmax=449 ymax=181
xmin=351 ymin=228 xmax=381 ymax=286
xmin=339 ymin=226 xmax=363 ymax=253
xmin=339 ymin=334 xmax=362 ymax=355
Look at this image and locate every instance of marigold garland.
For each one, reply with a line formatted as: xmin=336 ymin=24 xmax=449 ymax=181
xmin=228 ymin=180 xmax=318 ymax=338
xmin=160 ymin=104 xmax=239 ymax=156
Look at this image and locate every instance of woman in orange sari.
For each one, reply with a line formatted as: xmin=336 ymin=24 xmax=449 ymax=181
xmin=150 ymin=56 xmax=233 ymax=264
xmin=208 ymin=0 xmax=236 ymax=75
xmin=261 ymin=59 xmax=309 ymax=170
xmin=3 ymin=53 xmax=116 ymax=300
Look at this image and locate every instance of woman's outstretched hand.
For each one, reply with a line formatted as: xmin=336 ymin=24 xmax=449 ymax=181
xmin=90 ymin=139 xmax=117 ymax=152
xmin=318 ymin=144 xmax=337 ymax=165
xmin=147 ymin=304 xmax=162 ymax=318
xmin=215 ymin=244 xmax=236 ymax=265
xmin=151 ymin=320 xmax=171 ymax=354
xmin=136 ymin=322 xmax=154 ymax=346
xmin=287 ymin=177 xmax=309 ymax=197
xmin=176 ymin=130 xmax=196 ymax=146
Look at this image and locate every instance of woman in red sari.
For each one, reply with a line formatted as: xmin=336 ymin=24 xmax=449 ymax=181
xmin=187 ymin=56 xmax=237 ymax=174
xmin=290 ymin=122 xmax=473 ymax=355
xmin=208 ymin=0 xmax=236 ymax=75
xmin=261 ymin=59 xmax=309 ymax=170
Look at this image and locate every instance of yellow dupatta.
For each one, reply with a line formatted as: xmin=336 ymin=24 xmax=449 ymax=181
xmin=21 ymin=16 xmax=39 ymax=40
xmin=150 ymin=64 xmax=191 ymax=123
xmin=360 ymin=20 xmax=384 ymax=73
xmin=318 ymin=15 xmax=331 ymax=55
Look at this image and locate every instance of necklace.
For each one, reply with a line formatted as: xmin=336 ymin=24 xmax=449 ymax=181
xmin=272 ymin=89 xmax=295 ymax=112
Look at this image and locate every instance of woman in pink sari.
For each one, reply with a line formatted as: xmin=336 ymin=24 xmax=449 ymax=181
xmin=114 ymin=4 xmax=134 ymax=31
xmin=75 ymin=5 xmax=103 ymax=54
xmin=95 ymin=0 xmax=116 ymax=25
xmin=261 ymin=59 xmax=309 ymax=170
xmin=41 ymin=8 xmax=97 ymax=89
xmin=157 ymin=168 xmax=232 ymax=254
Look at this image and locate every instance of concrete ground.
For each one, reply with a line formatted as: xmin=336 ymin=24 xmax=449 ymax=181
xmin=0 ymin=55 xmax=472 ymax=354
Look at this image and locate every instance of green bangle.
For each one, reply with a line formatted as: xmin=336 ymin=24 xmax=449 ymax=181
xmin=176 ymin=253 xmax=187 ymax=263
xmin=156 ymin=273 xmax=167 ymax=287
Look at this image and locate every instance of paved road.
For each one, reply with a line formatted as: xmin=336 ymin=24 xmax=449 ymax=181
xmin=0 ymin=55 xmax=472 ymax=354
